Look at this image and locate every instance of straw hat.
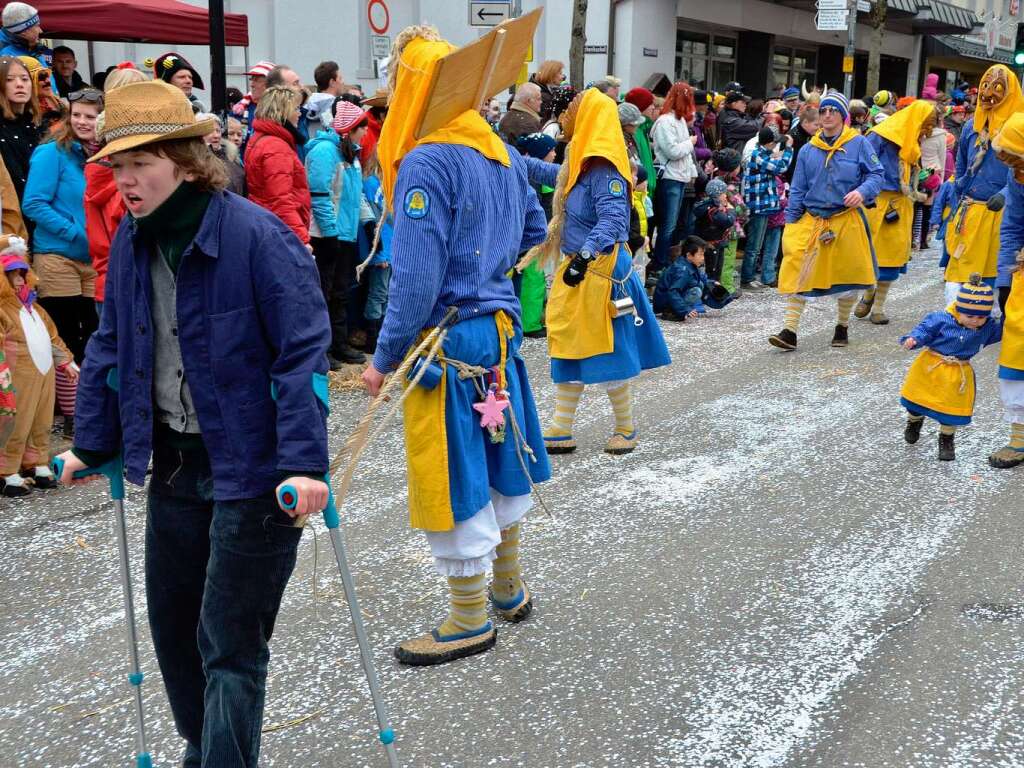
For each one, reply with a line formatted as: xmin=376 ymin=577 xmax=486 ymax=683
xmin=362 ymin=87 xmax=388 ymax=108
xmin=90 ymin=80 xmax=216 ymax=162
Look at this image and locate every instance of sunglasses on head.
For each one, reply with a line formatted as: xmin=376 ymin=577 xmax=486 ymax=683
xmin=69 ymin=89 xmax=103 ymax=105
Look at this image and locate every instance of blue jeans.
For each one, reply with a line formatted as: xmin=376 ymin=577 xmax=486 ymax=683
xmin=653 ymin=178 xmax=688 ymax=271
xmin=740 ymin=213 xmax=781 ymax=285
xmin=364 ymin=263 xmax=391 ymax=321
xmin=145 ymin=430 xmax=302 ymax=768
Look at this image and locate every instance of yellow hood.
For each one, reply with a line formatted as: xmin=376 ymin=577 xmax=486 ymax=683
xmin=376 ymin=36 xmax=510 ymax=209
xmin=565 ymin=88 xmax=632 ymax=197
xmin=868 ymin=99 xmax=935 ymax=168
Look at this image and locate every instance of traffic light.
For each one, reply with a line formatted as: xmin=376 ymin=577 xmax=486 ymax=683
xmin=1015 ymin=22 xmax=1024 ymax=67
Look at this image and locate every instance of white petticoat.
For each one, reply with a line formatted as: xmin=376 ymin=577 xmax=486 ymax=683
xmin=425 ymin=490 xmax=533 ymax=577
xmin=1000 ymin=379 xmax=1024 ymax=424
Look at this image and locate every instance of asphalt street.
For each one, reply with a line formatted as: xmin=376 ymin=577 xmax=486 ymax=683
xmin=3 ymin=248 xmax=1024 ymax=768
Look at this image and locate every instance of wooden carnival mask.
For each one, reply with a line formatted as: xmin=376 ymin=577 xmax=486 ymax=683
xmin=996 ymin=150 xmax=1024 ymax=182
xmin=979 ymin=67 xmax=1010 ymax=110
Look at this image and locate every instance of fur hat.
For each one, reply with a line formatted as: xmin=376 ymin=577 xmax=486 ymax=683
xmin=2 ymin=2 xmax=38 ymax=34
xmin=146 ymin=52 xmax=204 ymax=91
xmin=624 ymin=87 xmax=654 ymax=113
xmin=89 ymin=80 xmax=216 ymax=162
xmin=955 ymin=273 xmax=994 ymax=316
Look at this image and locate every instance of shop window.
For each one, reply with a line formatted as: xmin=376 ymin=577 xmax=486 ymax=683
xmin=773 ymin=45 xmax=817 ymax=91
xmin=675 ymin=27 xmax=738 ymax=90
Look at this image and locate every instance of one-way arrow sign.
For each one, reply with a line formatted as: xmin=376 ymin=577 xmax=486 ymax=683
xmin=469 ymin=1 xmax=512 ymax=27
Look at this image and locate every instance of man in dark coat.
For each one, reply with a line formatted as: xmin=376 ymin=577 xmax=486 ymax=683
xmin=718 ymin=91 xmax=758 ymax=152
xmin=497 ymin=81 xmax=543 ymax=146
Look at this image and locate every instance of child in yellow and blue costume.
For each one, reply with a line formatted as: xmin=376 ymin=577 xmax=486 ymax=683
xmin=855 ymin=100 xmax=936 ymax=325
xmin=940 ymin=64 xmax=1024 ymax=306
xmin=368 ymin=25 xmax=551 ymax=666
xmin=769 ymin=90 xmax=884 ymax=352
xmin=899 ymin=275 xmax=1001 ymax=462
xmin=519 ymin=88 xmax=670 ymax=456
xmin=988 ymin=111 xmax=1024 ymax=469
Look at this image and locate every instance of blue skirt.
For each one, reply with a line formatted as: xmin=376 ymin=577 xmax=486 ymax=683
xmin=878 ymin=264 xmax=908 ymax=282
xmin=441 ymin=315 xmax=551 ymax=523
xmin=550 ymin=249 xmax=671 ymax=384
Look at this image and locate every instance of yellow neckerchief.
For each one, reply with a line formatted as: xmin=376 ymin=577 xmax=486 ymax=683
xmin=974 ymin=65 xmax=1024 ymax=141
xmin=868 ymin=100 xmax=935 ymax=169
xmin=565 ymin=88 xmax=632 ymax=197
xmin=809 ymin=125 xmax=859 ymax=166
xmin=377 ymin=36 xmax=510 ymax=209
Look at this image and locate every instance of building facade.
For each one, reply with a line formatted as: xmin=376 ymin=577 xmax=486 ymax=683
xmin=50 ymin=0 xmax=1012 ymax=105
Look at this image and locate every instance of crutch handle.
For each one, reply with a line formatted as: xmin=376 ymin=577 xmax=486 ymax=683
xmin=51 ymin=454 xmax=126 ymax=501
xmin=276 ymin=479 xmax=340 ymax=528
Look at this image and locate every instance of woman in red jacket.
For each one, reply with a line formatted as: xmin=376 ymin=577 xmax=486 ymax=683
xmin=244 ymin=86 xmax=311 ymax=245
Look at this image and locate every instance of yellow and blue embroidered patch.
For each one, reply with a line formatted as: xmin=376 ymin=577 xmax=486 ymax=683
xmin=404 ymin=187 xmax=430 ymax=219
xmin=607 ymin=178 xmax=625 ymax=197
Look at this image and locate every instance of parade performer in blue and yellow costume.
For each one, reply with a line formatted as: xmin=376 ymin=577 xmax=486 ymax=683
xmin=769 ymin=90 xmax=884 ymax=351
xmin=988 ymin=112 xmax=1024 ymax=469
xmin=519 ymin=88 xmax=670 ymax=456
xmin=361 ymin=24 xmax=551 ymax=665
xmin=854 ymin=99 xmax=937 ymax=324
xmin=898 ymin=275 xmax=1001 ymax=461
xmin=940 ymin=64 xmax=1024 ymax=305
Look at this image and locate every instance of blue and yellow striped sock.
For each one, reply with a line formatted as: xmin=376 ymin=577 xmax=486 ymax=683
xmin=438 ymin=574 xmax=489 ymax=636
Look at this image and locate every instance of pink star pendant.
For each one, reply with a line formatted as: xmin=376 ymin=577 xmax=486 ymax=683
xmin=473 ymin=387 xmax=511 ymax=443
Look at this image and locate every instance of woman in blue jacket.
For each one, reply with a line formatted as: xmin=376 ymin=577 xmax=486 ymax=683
xmin=22 ymin=88 xmax=102 ymax=362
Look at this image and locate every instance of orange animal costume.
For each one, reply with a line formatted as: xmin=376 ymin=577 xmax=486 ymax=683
xmin=0 ymin=235 xmax=73 ymax=496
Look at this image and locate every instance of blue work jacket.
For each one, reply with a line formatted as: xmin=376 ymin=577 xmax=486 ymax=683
xmin=786 ymin=132 xmax=884 ymax=223
xmin=75 ymin=191 xmax=331 ymax=500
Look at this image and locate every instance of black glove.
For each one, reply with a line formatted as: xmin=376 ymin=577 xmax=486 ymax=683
xmin=563 ymin=251 xmax=593 ymax=287
xmin=1000 ymin=285 xmax=1011 ymax=315
xmin=987 ymin=193 xmax=1006 ymax=212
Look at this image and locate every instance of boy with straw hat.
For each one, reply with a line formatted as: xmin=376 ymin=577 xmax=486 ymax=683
xmin=54 ymin=79 xmax=331 ymax=767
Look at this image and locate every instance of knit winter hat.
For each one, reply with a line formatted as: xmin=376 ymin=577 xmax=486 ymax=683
xmin=706 ymin=178 xmax=728 ymax=198
xmin=618 ymin=102 xmax=644 ymax=127
xmin=819 ymin=90 xmax=849 ymax=120
xmin=782 ymin=86 xmax=800 ymax=100
xmin=712 ymin=148 xmax=741 ymax=174
xmin=246 ymin=60 xmax=275 ymax=78
xmin=956 ymin=274 xmax=994 ymax=316
xmin=146 ymin=53 xmax=204 ymax=91
xmin=333 ymin=100 xmax=368 ymax=135
xmin=758 ymin=125 xmax=780 ymax=145
xmin=694 ymin=89 xmax=711 ymax=106
xmin=516 ymin=131 xmax=556 ymax=160
xmin=624 ymin=87 xmax=654 ymax=113
xmin=0 ymin=236 xmax=30 ymax=272
xmin=2 ymin=2 xmax=38 ymax=34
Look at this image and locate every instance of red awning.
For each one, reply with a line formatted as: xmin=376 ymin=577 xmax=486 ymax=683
xmin=34 ymin=0 xmax=249 ymax=46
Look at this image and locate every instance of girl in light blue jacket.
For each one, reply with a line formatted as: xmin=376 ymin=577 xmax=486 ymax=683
xmin=22 ymin=89 xmax=103 ymax=363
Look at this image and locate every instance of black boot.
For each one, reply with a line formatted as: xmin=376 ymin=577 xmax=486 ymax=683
xmin=62 ymin=415 xmax=74 ymax=439
xmin=904 ymin=417 xmax=923 ymax=445
xmin=364 ymin=322 xmax=379 ymax=354
xmin=938 ymin=432 xmax=955 ymax=461
xmin=769 ymin=328 xmax=797 ymax=350
xmin=830 ymin=324 xmax=849 ymax=347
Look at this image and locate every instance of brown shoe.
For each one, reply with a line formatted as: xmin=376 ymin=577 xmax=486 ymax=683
xmin=604 ymin=432 xmax=637 ymax=455
xmin=870 ymin=312 xmax=890 ymax=325
xmin=988 ymin=446 xmax=1024 ymax=469
xmin=394 ymin=623 xmax=497 ymax=666
xmin=854 ymin=295 xmax=873 ymax=319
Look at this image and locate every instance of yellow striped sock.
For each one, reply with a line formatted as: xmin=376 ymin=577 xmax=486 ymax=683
xmin=862 ymin=286 xmax=876 ymax=302
xmin=491 ymin=524 xmax=523 ymax=602
xmin=1011 ymin=423 xmax=1024 ymax=450
xmin=438 ymin=573 xmax=488 ymax=636
xmin=837 ymin=294 xmax=857 ymax=327
xmin=784 ymin=296 xmax=807 ymax=332
xmin=607 ymin=382 xmax=634 ymax=436
xmin=872 ymin=281 xmax=892 ymax=313
xmin=548 ymin=382 xmax=584 ymax=437
xmin=939 ymin=424 xmax=956 ymax=436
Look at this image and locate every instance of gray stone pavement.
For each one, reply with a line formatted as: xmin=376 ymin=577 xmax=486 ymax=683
xmin=2 ymin=249 xmax=1024 ymax=767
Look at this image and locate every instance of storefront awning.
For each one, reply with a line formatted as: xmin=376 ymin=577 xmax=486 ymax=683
xmin=910 ymin=0 xmax=979 ymax=34
xmin=931 ymin=33 xmax=1013 ymax=65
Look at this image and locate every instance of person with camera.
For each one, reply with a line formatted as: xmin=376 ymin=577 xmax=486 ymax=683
xmin=853 ymin=100 xmax=937 ymax=325
xmin=741 ymin=126 xmax=793 ymax=290
xmin=769 ymin=90 xmax=884 ymax=352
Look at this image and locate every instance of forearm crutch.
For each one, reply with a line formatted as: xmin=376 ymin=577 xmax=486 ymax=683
xmin=53 ymin=452 xmax=152 ymax=768
xmin=278 ymin=481 xmax=399 ymax=768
